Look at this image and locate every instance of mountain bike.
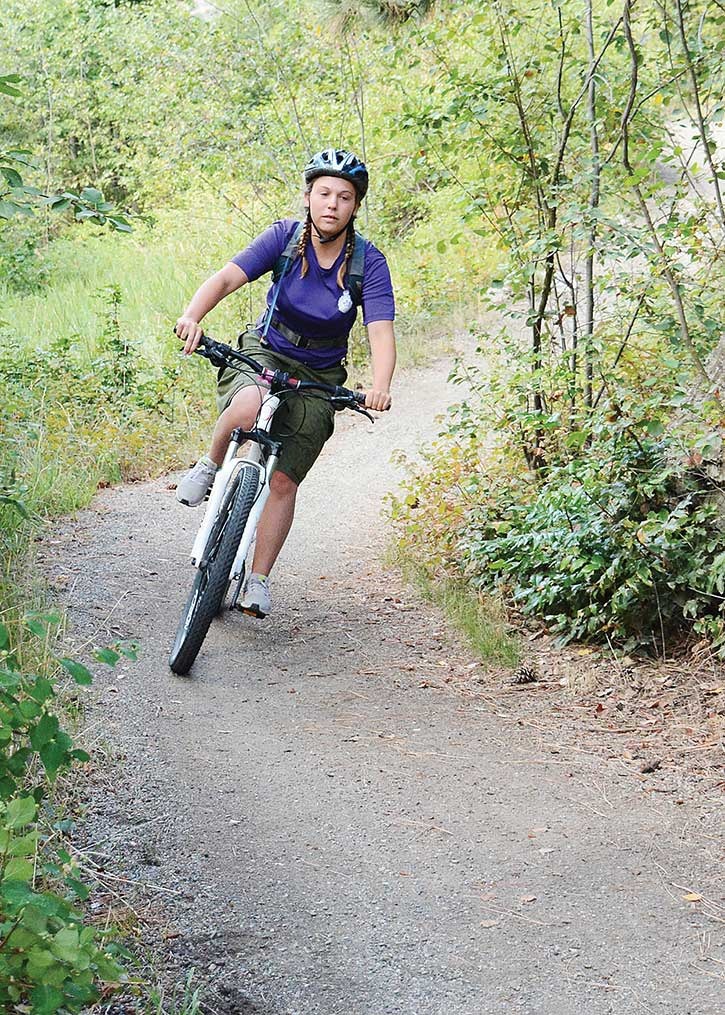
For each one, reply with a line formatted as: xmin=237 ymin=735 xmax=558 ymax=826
xmin=168 ymin=333 xmax=372 ymax=676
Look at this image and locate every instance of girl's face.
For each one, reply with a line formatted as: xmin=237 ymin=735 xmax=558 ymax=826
xmin=305 ymin=176 xmax=359 ymax=236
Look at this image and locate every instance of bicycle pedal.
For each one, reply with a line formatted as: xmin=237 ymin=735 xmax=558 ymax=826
xmin=239 ymin=605 xmax=266 ymax=619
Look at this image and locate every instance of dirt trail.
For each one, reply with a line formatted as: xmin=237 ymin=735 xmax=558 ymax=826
xmin=42 ymin=354 xmax=722 ymax=1015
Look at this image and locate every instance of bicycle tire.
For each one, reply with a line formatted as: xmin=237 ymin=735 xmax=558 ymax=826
xmin=169 ymin=465 xmax=259 ymax=675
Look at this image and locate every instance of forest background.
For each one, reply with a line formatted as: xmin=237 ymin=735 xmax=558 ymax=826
xmin=1 ymin=0 xmax=725 ymax=1008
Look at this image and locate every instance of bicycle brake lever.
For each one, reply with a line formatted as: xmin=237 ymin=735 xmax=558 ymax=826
xmin=349 ymin=403 xmax=375 ymax=423
xmin=330 ymin=396 xmax=374 ymax=422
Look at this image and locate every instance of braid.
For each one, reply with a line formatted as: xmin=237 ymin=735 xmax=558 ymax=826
xmin=336 ymin=221 xmax=356 ymax=291
xmin=299 ymin=212 xmax=312 ymax=279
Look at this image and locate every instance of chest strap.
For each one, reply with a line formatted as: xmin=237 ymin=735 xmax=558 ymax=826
xmin=258 ymin=314 xmax=347 ymax=350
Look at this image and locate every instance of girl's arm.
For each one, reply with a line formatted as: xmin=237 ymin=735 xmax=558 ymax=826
xmin=175 ymin=262 xmax=249 ymax=354
xmin=365 ymin=319 xmax=396 ymax=411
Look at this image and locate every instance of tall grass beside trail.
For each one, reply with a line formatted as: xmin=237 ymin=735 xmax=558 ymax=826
xmin=1 ymin=200 xmax=261 ymax=359
xmin=388 ymin=545 xmax=521 ymax=667
xmin=0 ymin=205 xmax=232 ymax=639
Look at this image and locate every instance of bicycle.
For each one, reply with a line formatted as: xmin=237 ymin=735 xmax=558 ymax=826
xmin=168 ymin=333 xmax=373 ymax=675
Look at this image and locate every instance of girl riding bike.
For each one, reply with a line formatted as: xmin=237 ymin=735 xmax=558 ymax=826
xmin=174 ymin=148 xmax=396 ymax=618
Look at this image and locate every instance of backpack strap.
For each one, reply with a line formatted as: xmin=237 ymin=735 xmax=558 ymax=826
xmin=347 ymin=231 xmax=365 ymax=307
xmin=272 ymin=221 xmax=304 ymax=283
xmin=271 ymin=221 xmax=365 ymax=307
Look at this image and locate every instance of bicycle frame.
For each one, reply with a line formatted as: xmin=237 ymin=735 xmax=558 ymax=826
xmin=189 ymin=390 xmax=281 ymax=584
xmin=169 ymin=333 xmax=373 ymax=674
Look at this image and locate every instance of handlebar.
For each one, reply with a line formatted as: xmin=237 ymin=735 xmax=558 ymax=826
xmin=193 ymin=333 xmax=369 ymax=410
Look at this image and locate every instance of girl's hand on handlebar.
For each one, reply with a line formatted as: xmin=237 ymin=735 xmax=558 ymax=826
xmin=364 ymin=389 xmax=392 ymax=412
xmin=174 ymin=317 xmax=204 ymax=355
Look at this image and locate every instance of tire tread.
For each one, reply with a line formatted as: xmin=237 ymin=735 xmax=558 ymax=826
xmin=169 ymin=466 xmax=258 ymax=675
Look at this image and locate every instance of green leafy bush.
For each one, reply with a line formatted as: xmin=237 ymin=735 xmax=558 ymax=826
xmin=460 ymin=438 xmax=724 ymax=653
xmin=0 ymin=618 xmax=128 ymax=1011
xmin=0 ymin=219 xmax=49 ymax=295
xmin=390 ymin=371 xmax=725 ymax=656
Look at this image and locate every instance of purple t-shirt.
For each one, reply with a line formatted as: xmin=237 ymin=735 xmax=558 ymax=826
xmin=230 ymin=218 xmax=395 ymax=369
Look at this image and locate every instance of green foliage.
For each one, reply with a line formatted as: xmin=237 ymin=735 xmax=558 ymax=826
xmin=0 ymin=219 xmax=49 ymax=294
xmin=0 ymin=616 xmax=128 ymax=1011
xmin=379 ymin=0 xmax=725 ymax=659
xmin=391 ymin=360 xmax=725 ymax=655
xmin=461 ymin=441 xmax=723 ymax=654
xmin=0 ymin=88 xmax=129 ymax=231
xmin=0 ymin=278 xmax=208 ymax=509
xmin=45 ymin=187 xmax=131 ymax=233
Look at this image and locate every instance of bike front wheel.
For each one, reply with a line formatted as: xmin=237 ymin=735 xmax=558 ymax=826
xmin=169 ymin=465 xmax=259 ymax=675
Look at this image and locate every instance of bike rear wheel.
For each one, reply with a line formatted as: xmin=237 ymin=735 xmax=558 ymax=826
xmin=169 ymin=465 xmax=259 ymax=675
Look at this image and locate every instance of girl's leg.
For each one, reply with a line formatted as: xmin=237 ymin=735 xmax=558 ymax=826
xmin=251 ymin=471 xmax=298 ymax=575
xmin=209 ymin=385 xmax=266 ymax=464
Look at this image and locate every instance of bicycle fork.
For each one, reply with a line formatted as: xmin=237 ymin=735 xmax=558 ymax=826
xmin=228 ymin=452 xmax=277 ymax=582
xmin=189 ymin=394 xmax=280 ymax=583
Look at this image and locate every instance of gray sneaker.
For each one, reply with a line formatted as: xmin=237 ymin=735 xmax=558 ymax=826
xmin=176 ymin=456 xmax=218 ymax=507
xmin=240 ymin=574 xmax=271 ymax=618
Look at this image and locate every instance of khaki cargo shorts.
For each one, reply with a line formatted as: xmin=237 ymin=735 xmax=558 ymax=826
xmin=215 ymin=330 xmax=347 ymax=486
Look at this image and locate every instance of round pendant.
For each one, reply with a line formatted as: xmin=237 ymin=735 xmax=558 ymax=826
xmin=338 ymin=290 xmax=353 ymax=313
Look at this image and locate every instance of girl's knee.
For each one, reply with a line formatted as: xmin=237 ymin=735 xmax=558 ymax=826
xmin=223 ymin=387 xmax=266 ymax=428
xmin=270 ymin=471 xmax=298 ymax=496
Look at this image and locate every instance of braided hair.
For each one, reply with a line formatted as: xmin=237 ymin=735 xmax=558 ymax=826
xmin=297 ymin=211 xmax=313 ymax=279
xmin=336 ymin=221 xmax=356 ymax=291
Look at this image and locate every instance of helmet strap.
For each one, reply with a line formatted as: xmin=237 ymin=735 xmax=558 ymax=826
xmin=307 ymin=208 xmax=356 ymax=245
xmin=310 ymin=216 xmax=348 ymax=244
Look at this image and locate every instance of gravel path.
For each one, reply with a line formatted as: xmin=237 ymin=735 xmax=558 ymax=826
xmin=40 ymin=355 xmax=723 ymax=1014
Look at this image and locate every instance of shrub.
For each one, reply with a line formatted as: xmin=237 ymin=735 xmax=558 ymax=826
xmin=460 ymin=438 xmax=724 ymax=652
xmin=0 ymin=617 xmax=129 ymax=1011
xmin=389 ymin=372 xmax=725 ymax=655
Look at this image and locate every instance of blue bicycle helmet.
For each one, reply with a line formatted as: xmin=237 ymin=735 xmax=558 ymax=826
xmin=303 ymin=148 xmax=369 ymax=200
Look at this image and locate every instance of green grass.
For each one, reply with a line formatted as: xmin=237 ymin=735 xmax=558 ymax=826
xmin=0 ymin=202 xmax=256 ymax=361
xmin=146 ymin=970 xmax=204 ymax=1015
xmin=391 ymin=548 xmax=521 ymax=667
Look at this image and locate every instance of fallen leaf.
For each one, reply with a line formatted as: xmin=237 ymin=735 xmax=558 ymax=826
xmin=480 ymin=920 xmax=499 ymax=929
xmin=683 ymin=893 xmax=702 ymax=902
xmin=521 ymin=895 xmax=537 ymax=904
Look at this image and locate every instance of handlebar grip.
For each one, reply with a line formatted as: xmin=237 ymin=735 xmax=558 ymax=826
xmin=332 ymin=385 xmax=366 ymax=405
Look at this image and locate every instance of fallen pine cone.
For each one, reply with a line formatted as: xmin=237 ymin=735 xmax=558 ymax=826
xmin=510 ymin=662 xmax=538 ymax=685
